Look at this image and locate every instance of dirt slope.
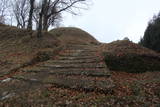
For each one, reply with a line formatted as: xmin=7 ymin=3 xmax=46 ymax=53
xmin=50 ymin=27 xmax=99 ymax=45
xmin=0 ymin=40 xmax=114 ymax=106
xmin=100 ymin=40 xmax=160 ymax=72
xmin=0 ymin=24 xmax=61 ymax=76
xmin=0 ymin=25 xmax=99 ymax=77
xmin=0 ymin=25 xmax=160 ymax=106
xmin=101 ymin=40 xmax=159 ymax=56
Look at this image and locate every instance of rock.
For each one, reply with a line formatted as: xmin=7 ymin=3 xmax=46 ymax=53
xmin=66 ymin=100 xmax=72 ymax=105
xmin=1 ymin=78 xmax=12 ymax=83
xmin=123 ymin=37 xmax=130 ymax=41
xmin=1 ymin=92 xmax=15 ymax=100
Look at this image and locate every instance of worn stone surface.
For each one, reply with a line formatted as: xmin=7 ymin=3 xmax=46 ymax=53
xmin=0 ymin=43 xmax=114 ymax=105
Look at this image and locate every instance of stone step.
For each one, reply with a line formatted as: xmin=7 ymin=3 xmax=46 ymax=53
xmin=22 ymin=68 xmax=110 ymax=77
xmin=65 ymin=44 xmax=98 ymax=46
xmin=58 ymin=56 xmax=101 ymax=60
xmin=65 ymin=45 xmax=99 ymax=49
xmin=50 ymin=71 xmax=110 ymax=77
xmin=59 ymin=52 xmax=99 ymax=56
xmin=43 ymin=76 xmax=114 ymax=93
xmin=22 ymin=66 xmax=108 ymax=73
xmin=40 ymin=63 xmax=106 ymax=68
xmin=44 ymin=59 xmax=104 ymax=64
xmin=12 ymin=74 xmax=114 ymax=94
xmin=39 ymin=66 xmax=106 ymax=70
xmin=43 ymin=62 xmax=105 ymax=66
xmin=64 ymin=47 xmax=97 ymax=51
xmin=62 ymin=49 xmax=97 ymax=53
xmin=66 ymin=46 xmax=99 ymax=49
xmin=59 ymin=52 xmax=96 ymax=57
xmin=58 ymin=55 xmax=94 ymax=58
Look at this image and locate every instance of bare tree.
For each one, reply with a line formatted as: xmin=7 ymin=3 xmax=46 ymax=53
xmin=47 ymin=10 xmax=62 ymax=28
xmin=42 ymin=0 xmax=87 ymax=31
xmin=12 ymin=0 xmax=30 ymax=28
xmin=33 ymin=1 xmax=62 ymax=31
xmin=27 ymin=0 xmax=35 ymax=30
xmin=0 ymin=16 xmax=5 ymax=24
xmin=0 ymin=0 xmax=10 ymax=24
xmin=37 ymin=0 xmax=89 ymax=37
xmin=37 ymin=0 xmax=46 ymax=38
xmin=33 ymin=1 xmax=43 ymax=30
xmin=1 ymin=0 xmax=89 ymax=37
xmin=43 ymin=5 xmax=63 ymax=31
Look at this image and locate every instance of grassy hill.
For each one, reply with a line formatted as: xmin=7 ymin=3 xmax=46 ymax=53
xmin=50 ymin=27 xmax=99 ymax=45
xmin=0 ymin=25 xmax=160 ymax=106
xmin=0 ymin=25 xmax=100 ymax=76
xmin=0 ymin=24 xmax=61 ymax=76
xmin=100 ymin=40 xmax=160 ymax=72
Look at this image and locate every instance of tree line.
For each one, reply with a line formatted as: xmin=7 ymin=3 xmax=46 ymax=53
xmin=0 ymin=0 xmax=89 ymax=37
xmin=139 ymin=12 xmax=160 ymax=52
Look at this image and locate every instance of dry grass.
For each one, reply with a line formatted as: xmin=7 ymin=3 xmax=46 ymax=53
xmin=100 ymin=40 xmax=159 ymax=56
xmin=0 ymin=24 xmax=61 ymax=75
xmin=0 ymin=25 xmax=100 ymax=76
xmin=0 ymin=24 xmax=160 ymax=106
xmin=100 ymin=40 xmax=160 ymax=72
xmin=50 ymin=27 xmax=99 ymax=45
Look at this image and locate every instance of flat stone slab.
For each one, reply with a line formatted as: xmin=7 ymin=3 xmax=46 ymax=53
xmin=0 ymin=78 xmax=43 ymax=101
xmin=44 ymin=59 xmax=103 ymax=64
xmin=0 ymin=43 xmax=113 ymax=102
xmin=58 ymin=56 xmax=99 ymax=60
xmin=42 ymin=75 xmax=114 ymax=93
xmin=22 ymin=67 xmax=110 ymax=77
xmin=9 ymin=73 xmax=114 ymax=93
xmin=40 ymin=63 xmax=106 ymax=68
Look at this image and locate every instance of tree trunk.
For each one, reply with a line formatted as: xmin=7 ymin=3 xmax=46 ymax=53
xmin=43 ymin=16 xmax=48 ymax=31
xmin=42 ymin=0 xmax=49 ymax=31
xmin=27 ymin=0 xmax=35 ymax=30
xmin=37 ymin=12 xmax=43 ymax=38
xmin=37 ymin=0 xmax=46 ymax=38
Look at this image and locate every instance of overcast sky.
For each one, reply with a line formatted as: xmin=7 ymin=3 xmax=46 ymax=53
xmin=63 ymin=0 xmax=160 ymax=43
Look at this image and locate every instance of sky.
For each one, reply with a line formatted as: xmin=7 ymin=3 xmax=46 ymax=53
xmin=63 ymin=0 xmax=160 ymax=43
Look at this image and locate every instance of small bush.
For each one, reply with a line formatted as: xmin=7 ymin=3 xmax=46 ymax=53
xmin=130 ymin=82 xmax=143 ymax=96
xmin=32 ymin=51 xmax=52 ymax=63
xmin=154 ymin=87 xmax=160 ymax=98
xmin=104 ymin=52 xmax=160 ymax=73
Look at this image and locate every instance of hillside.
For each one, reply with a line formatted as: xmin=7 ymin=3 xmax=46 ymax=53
xmin=0 ymin=25 xmax=100 ymax=76
xmin=101 ymin=40 xmax=159 ymax=56
xmin=0 ymin=24 xmax=61 ymax=77
xmin=0 ymin=25 xmax=160 ymax=106
xmin=100 ymin=40 xmax=160 ymax=72
xmin=50 ymin=27 xmax=99 ymax=45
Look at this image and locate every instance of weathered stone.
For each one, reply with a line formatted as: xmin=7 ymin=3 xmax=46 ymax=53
xmin=1 ymin=78 xmax=12 ymax=83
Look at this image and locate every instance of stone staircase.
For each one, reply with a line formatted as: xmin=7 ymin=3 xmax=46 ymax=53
xmin=0 ymin=44 xmax=114 ymax=100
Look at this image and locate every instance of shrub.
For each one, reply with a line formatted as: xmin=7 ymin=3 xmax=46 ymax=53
xmin=104 ymin=52 xmax=160 ymax=73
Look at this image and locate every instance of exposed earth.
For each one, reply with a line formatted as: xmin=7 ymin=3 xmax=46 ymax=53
xmin=0 ymin=24 xmax=160 ymax=106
